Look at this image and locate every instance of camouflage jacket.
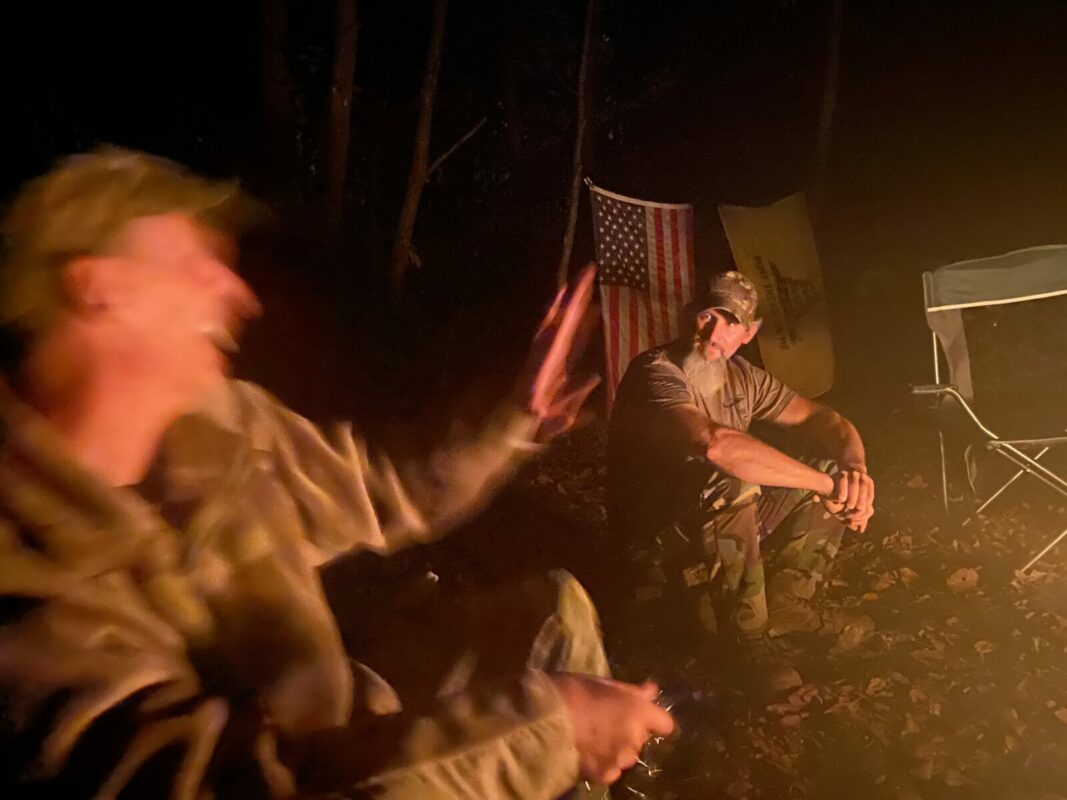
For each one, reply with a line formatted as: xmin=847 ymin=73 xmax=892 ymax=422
xmin=0 ymin=380 xmax=579 ymax=799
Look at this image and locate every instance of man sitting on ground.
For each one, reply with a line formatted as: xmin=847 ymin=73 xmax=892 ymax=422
xmin=0 ymin=148 xmax=673 ymax=799
xmin=607 ymin=270 xmax=874 ymax=692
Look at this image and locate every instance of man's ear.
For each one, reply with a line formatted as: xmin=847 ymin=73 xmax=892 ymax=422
xmin=742 ymin=318 xmax=762 ymax=344
xmin=61 ymin=256 xmax=113 ymax=315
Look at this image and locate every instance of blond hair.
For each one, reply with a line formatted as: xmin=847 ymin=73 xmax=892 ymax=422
xmin=1 ymin=147 xmax=250 ymax=336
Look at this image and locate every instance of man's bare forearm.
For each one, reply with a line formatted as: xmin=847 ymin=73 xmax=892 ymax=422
xmin=804 ymin=407 xmax=866 ymax=470
xmin=705 ymin=426 xmax=835 ymax=494
xmin=669 ymin=403 xmax=834 ymax=493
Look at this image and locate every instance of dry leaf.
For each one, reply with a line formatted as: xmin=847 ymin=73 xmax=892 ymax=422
xmin=911 ymin=647 xmax=945 ymax=665
xmin=906 ymin=474 xmax=929 ymax=489
xmin=872 ymin=572 xmax=897 ymax=592
xmin=946 ymin=567 xmax=980 ymax=591
xmin=831 ymin=613 xmax=875 ymax=652
xmin=899 ymin=566 xmax=919 ymax=585
xmin=1055 ymin=708 xmax=1067 ymax=724
xmin=885 ymin=531 xmax=915 ymax=555
xmin=943 ymin=769 xmax=968 ymax=787
xmin=866 ymin=676 xmax=890 ymax=695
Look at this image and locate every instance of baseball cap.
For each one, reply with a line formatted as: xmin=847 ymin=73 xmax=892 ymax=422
xmin=692 ymin=270 xmax=760 ymax=327
xmin=1 ymin=147 xmax=264 ymax=336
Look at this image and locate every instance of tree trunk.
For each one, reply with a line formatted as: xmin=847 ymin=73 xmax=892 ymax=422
xmin=498 ymin=3 xmax=526 ymax=165
xmin=391 ymin=0 xmax=448 ymax=296
xmin=260 ymin=0 xmax=298 ymax=198
xmin=557 ymin=0 xmax=603 ymax=288
xmin=327 ymin=0 xmax=359 ymax=224
xmin=811 ymin=0 xmax=844 ymax=223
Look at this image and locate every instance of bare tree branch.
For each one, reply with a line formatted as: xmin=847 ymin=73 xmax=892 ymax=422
xmin=427 ymin=116 xmax=487 ymax=178
xmin=557 ymin=0 xmax=603 ymax=289
xmin=391 ymin=0 xmax=448 ymax=296
xmin=327 ymin=0 xmax=359 ymax=224
xmin=811 ymin=0 xmax=844 ymax=223
xmin=260 ymin=0 xmax=299 ymax=196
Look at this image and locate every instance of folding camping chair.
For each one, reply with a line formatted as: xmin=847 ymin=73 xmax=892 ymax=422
xmin=911 ymin=245 xmax=1067 ymax=572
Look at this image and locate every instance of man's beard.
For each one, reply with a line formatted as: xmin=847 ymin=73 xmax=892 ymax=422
xmin=681 ymin=342 xmax=726 ymax=390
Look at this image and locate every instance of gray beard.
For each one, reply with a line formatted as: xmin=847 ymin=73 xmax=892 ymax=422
xmin=680 ymin=347 xmax=726 ymax=392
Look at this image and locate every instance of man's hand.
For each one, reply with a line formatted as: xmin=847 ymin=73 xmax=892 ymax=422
xmin=526 ymin=265 xmax=600 ymax=439
xmin=820 ymin=467 xmax=875 ymax=532
xmin=551 ymin=674 xmax=676 ymax=785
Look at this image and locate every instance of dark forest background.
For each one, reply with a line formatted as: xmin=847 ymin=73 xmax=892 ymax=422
xmin=4 ymin=0 xmax=1067 ymax=435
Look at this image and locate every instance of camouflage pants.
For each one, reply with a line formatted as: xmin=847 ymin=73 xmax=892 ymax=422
xmin=687 ymin=459 xmax=845 ymax=637
xmin=332 ymin=568 xmax=611 ymax=710
xmin=331 ymin=569 xmax=612 ymax=799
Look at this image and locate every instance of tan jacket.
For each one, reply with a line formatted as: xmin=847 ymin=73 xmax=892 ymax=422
xmin=0 ymin=380 xmax=579 ymax=799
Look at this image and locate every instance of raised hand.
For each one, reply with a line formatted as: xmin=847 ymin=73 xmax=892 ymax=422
xmin=525 ymin=264 xmax=600 ymax=439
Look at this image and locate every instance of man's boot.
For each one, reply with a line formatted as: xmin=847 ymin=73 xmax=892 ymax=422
xmin=737 ymin=633 xmax=803 ymax=695
xmin=731 ymin=564 xmax=803 ymax=695
xmin=766 ymin=568 xmax=823 ymax=637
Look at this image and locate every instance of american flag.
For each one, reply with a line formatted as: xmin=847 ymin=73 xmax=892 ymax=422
xmin=590 ymin=182 xmax=696 ymax=406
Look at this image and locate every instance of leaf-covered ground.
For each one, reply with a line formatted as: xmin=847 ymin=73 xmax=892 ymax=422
xmin=512 ymin=402 xmax=1067 ymax=800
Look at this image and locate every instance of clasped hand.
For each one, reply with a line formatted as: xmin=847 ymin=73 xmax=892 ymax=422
xmin=818 ymin=467 xmax=875 ymax=532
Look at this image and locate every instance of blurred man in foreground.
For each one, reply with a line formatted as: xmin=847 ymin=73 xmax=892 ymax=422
xmin=0 ymin=149 xmax=672 ymax=798
xmin=607 ymin=271 xmax=874 ymax=692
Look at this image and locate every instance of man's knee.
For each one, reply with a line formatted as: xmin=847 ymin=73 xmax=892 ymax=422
xmin=700 ymin=493 xmax=760 ymax=571
xmin=700 ymin=471 xmax=757 ymax=515
xmin=528 ymin=570 xmax=611 ymax=678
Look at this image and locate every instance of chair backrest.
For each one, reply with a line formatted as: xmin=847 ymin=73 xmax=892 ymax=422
xmin=924 ymin=244 xmax=1067 ymax=404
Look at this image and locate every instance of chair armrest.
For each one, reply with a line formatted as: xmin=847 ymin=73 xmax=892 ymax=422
xmin=989 ymin=435 xmax=1067 ymax=449
xmin=910 ymin=383 xmax=958 ymax=396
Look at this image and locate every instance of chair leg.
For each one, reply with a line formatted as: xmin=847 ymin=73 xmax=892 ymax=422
xmin=990 ymin=445 xmax=1067 ymax=500
xmin=963 ymin=446 xmax=1052 ymax=527
xmin=1021 ymin=525 xmax=1067 ymax=573
xmin=937 ymin=429 xmax=950 ymax=517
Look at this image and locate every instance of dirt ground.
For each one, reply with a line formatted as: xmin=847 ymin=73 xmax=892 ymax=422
xmin=505 ymin=406 xmax=1067 ymax=800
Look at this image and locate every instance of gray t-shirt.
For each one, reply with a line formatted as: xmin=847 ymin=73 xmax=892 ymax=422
xmin=606 ymin=340 xmax=796 ymax=534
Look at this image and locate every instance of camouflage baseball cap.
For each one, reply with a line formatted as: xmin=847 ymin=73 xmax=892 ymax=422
xmin=694 ymin=270 xmax=760 ymax=327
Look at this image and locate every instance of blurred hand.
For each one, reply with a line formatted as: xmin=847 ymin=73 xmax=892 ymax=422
xmin=551 ymin=674 xmax=676 ymax=785
xmin=525 ymin=264 xmax=600 ymax=439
